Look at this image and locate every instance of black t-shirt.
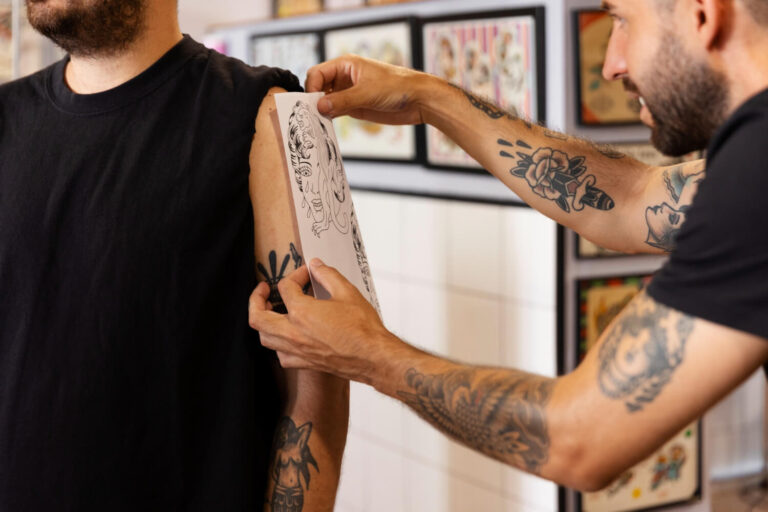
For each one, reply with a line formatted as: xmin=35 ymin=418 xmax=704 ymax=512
xmin=648 ymin=88 xmax=768 ymax=340
xmin=0 ymin=36 xmax=301 ymax=510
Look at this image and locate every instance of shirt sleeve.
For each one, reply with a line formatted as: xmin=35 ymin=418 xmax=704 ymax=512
xmin=647 ymin=114 xmax=768 ymax=340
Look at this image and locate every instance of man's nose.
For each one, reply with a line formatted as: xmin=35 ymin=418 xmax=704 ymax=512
xmin=602 ymin=29 xmax=628 ymax=81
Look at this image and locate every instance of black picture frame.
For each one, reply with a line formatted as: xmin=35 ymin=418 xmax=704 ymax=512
xmin=321 ymin=16 xmax=424 ymax=165
xmin=572 ymin=8 xmax=642 ymax=127
xmin=249 ymin=29 xmax=325 ymax=87
xmin=420 ymin=7 xmax=547 ymax=174
xmin=574 ymin=275 xmax=703 ymax=512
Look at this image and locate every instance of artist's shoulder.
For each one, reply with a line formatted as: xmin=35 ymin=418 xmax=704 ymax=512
xmin=0 ymin=65 xmax=52 ymax=104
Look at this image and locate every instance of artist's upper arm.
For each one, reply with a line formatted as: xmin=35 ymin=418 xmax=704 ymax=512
xmin=250 ymin=87 xmax=304 ymax=305
xmin=549 ymin=290 xmax=767 ymax=490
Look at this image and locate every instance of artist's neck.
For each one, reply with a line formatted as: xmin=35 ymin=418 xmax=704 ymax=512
xmin=65 ymin=11 xmax=182 ymax=94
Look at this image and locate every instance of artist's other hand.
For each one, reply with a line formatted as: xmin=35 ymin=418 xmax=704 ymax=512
xmin=249 ymin=259 xmax=401 ymax=384
xmin=305 ymin=55 xmax=435 ymax=125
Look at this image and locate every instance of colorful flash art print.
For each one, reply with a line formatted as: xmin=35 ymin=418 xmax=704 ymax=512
xmin=251 ymin=32 xmax=321 ymax=85
xmin=274 ymin=92 xmax=380 ymax=314
xmin=576 ymin=10 xmax=641 ymax=125
xmin=582 ymin=424 xmax=700 ymax=511
xmin=274 ymin=0 xmax=323 ymax=18
xmin=578 ymin=276 xmax=701 ymax=510
xmin=0 ymin=3 xmax=12 ymax=83
xmin=423 ymin=13 xmax=539 ymax=169
xmin=324 ymin=21 xmax=416 ymax=161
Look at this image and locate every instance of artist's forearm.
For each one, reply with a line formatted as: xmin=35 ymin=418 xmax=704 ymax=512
xmin=416 ymin=76 xmax=656 ymax=253
xmin=264 ymin=370 xmax=349 ymax=512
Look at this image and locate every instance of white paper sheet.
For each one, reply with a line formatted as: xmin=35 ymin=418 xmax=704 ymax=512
xmin=274 ymin=92 xmax=381 ymax=315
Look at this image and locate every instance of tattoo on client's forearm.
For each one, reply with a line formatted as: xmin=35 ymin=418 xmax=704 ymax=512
xmin=598 ymin=293 xmax=694 ymax=412
xmin=269 ymin=417 xmax=318 ymax=512
xmin=257 ymin=242 xmax=304 ymax=311
xmin=644 ymin=162 xmax=705 ymax=252
xmin=498 ymin=138 xmax=615 ymax=213
xmin=397 ymin=368 xmax=554 ymax=474
xmin=450 ymin=83 xmax=534 ymax=129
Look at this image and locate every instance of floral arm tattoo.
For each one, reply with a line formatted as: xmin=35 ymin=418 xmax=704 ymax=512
xmin=598 ymin=292 xmax=695 ymax=412
xmin=398 ymin=368 xmax=554 ymax=474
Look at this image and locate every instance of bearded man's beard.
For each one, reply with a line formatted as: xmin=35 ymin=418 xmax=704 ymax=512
xmin=26 ymin=0 xmax=147 ymax=58
xmin=641 ymin=32 xmax=729 ymax=156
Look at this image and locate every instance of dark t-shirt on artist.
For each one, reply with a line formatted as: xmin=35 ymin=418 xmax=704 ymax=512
xmin=648 ymin=87 xmax=768 ymax=340
xmin=0 ymin=36 xmax=301 ymax=509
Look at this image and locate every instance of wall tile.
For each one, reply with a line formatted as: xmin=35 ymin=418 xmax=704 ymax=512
xmin=399 ymin=282 xmax=449 ymax=355
xmin=368 ymin=443 xmax=409 ymax=512
xmin=445 ymin=475 xmax=506 ymax=511
xmin=349 ymin=381 xmax=372 ymax=436
xmin=503 ymin=208 xmax=556 ymax=308
xmin=373 ymin=275 xmax=403 ymax=337
xmin=447 ymin=201 xmax=504 ymax=296
xmin=367 ymin=392 xmax=406 ymax=448
xmin=503 ymin=468 xmax=558 ymax=512
xmin=399 ymin=195 xmax=450 ymax=286
xmin=403 ymin=410 xmax=452 ymax=469
xmin=352 ymin=191 xmax=402 ymax=276
xmin=337 ymin=432 xmax=370 ymax=512
xmin=443 ymin=290 xmax=502 ymax=366
xmin=406 ymin=458 xmax=452 ymax=512
xmin=502 ymin=302 xmax=557 ymax=378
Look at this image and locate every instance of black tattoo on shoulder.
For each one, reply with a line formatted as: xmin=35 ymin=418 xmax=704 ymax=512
xmin=598 ymin=294 xmax=694 ymax=413
xmin=257 ymin=242 xmax=304 ymax=309
xmin=269 ymin=417 xmax=318 ymax=512
xmin=451 ymin=83 xmax=533 ymax=129
xmin=398 ymin=368 xmax=554 ymax=474
xmin=498 ymin=138 xmax=615 ymax=213
xmin=644 ymin=162 xmax=705 ymax=252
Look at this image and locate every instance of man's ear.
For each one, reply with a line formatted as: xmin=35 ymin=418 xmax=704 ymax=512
xmin=689 ymin=0 xmax=728 ymax=50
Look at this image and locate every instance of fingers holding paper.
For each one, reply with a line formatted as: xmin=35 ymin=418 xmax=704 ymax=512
xmin=249 ymin=259 xmax=398 ymax=384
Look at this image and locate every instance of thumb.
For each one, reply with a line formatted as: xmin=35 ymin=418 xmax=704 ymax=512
xmin=318 ymin=88 xmax=367 ymax=118
xmin=309 ymin=258 xmax=354 ymax=298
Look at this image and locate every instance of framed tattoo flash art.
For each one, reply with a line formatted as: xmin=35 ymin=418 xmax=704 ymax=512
xmin=323 ymin=19 xmax=420 ymax=162
xmin=574 ymin=9 xmax=642 ymax=126
xmin=250 ymin=31 xmax=323 ymax=86
xmin=576 ymin=276 xmax=702 ymax=512
xmin=0 ymin=1 xmax=12 ymax=83
xmin=273 ymin=0 xmax=323 ymax=19
xmin=422 ymin=9 xmax=546 ymax=171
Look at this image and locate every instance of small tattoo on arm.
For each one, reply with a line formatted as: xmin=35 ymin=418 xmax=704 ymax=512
xmin=451 ymin=84 xmax=534 ymax=129
xmin=398 ymin=368 xmax=554 ymax=474
xmin=269 ymin=417 xmax=318 ymax=512
xmin=257 ymin=242 xmax=305 ymax=309
xmin=598 ymin=293 xmax=694 ymax=412
xmin=644 ymin=162 xmax=705 ymax=252
xmin=498 ymin=138 xmax=615 ymax=213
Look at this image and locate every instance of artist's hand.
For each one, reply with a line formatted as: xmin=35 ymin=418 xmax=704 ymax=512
xmin=249 ymin=259 xmax=400 ymax=385
xmin=305 ymin=55 xmax=435 ymax=125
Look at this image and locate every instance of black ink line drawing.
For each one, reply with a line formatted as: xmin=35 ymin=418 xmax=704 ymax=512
xmin=270 ymin=417 xmax=318 ymax=512
xmin=499 ymin=138 xmax=614 ymax=213
xmin=598 ymin=294 xmax=693 ymax=413
xmin=350 ymin=211 xmax=379 ymax=313
xmin=288 ymin=101 xmax=350 ymax=238
xmin=258 ymin=242 xmax=304 ymax=309
xmin=645 ymin=164 xmax=705 ymax=252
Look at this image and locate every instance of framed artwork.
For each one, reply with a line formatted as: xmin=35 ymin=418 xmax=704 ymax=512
xmin=324 ymin=0 xmax=365 ymax=10
xmin=574 ymin=9 xmax=641 ymax=125
xmin=575 ymin=275 xmax=702 ymax=511
xmin=274 ymin=0 xmax=323 ymax=18
xmin=422 ymin=9 xmax=545 ymax=171
xmin=250 ymin=31 xmax=322 ymax=86
xmin=575 ymin=234 xmax=623 ymax=259
xmin=0 ymin=1 xmax=11 ymax=83
xmin=324 ymin=18 xmax=420 ymax=162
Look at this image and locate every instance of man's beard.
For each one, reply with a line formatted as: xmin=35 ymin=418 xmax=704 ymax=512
xmin=26 ymin=0 xmax=147 ymax=58
xmin=634 ymin=32 xmax=729 ymax=156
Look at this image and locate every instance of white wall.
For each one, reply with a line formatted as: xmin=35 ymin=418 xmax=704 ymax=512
xmin=178 ymin=0 xmax=271 ymax=41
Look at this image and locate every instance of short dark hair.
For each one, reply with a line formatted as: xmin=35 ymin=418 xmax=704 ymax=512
xmin=657 ymin=0 xmax=768 ymax=26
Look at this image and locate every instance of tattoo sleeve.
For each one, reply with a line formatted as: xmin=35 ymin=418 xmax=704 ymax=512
xmin=598 ymin=292 xmax=695 ymax=412
xmin=268 ymin=417 xmax=318 ymax=512
xmin=498 ymin=138 xmax=615 ymax=213
xmin=397 ymin=367 xmax=554 ymax=474
xmin=644 ymin=162 xmax=705 ymax=252
xmin=257 ymin=242 xmax=304 ymax=313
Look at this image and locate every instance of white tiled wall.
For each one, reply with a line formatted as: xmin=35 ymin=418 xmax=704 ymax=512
xmin=338 ymin=191 xmax=559 ymax=512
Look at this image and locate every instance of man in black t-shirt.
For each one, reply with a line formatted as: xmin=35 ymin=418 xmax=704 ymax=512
xmin=250 ymin=0 xmax=768 ymax=492
xmin=0 ymin=0 xmax=347 ymax=510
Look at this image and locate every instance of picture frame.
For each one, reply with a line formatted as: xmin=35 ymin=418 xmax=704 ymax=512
xmin=250 ymin=30 xmax=323 ymax=87
xmin=573 ymin=9 xmax=642 ymax=126
xmin=575 ymin=275 xmax=702 ymax=512
xmin=323 ymin=0 xmax=365 ymax=10
xmin=273 ymin=0 xmax=324 ymax=19
xmin=421 ymin=8 xmax=546 ymax=172
xmin=323 ymin=17 xmax=422 ymax=163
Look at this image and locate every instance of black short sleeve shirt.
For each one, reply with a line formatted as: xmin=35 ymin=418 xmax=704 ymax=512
xmin=648 ymin=88 xmax=768 ymax=340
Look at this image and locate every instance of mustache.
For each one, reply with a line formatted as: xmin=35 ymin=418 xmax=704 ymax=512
xmin=623 ymin=78 xmax=641 ymax=95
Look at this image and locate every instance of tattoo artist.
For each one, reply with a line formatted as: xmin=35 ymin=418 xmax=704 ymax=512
xmin=250 ymin=0 xmax=768 ymax=490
